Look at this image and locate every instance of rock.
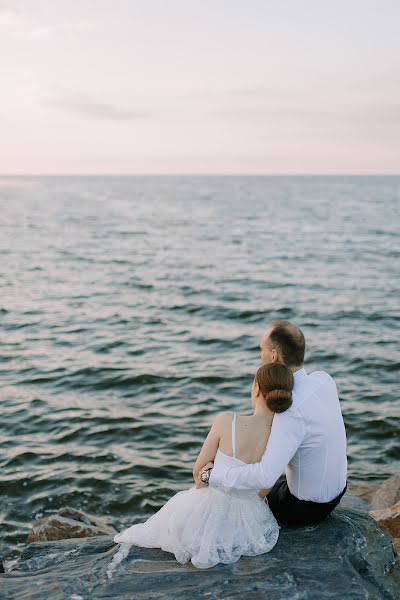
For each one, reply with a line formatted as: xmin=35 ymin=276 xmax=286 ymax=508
xmin=349 ymin=475 xmax=400 ymax=511
xmin=370 ymin=475 xmax=400 ymax=511
xmin=0 ymin=561 xmax=4 ymax=573
xmin=350 ymin=476 xmax=400 ymax=558
xmin=349 ymin=483 xmax=379 ymax=505
xmin=27 ymin=506 xmax=117 ymax=543
xmin=395 ymin=538 xmax=400 ymax=555
xmin=370 ymin=501 xmax=400 ymax=546
xmin=339 ymin=488 xmax=372 ymax=512
xmin=2 ymin=505 xmax=400 ymax=600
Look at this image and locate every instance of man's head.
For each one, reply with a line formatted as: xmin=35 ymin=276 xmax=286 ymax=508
xmin=260 ymin=320 xmax=305 ymax=369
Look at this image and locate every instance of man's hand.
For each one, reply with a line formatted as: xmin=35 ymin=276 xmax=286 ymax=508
xmin=195 ymin=461 xmax=214 ymax=488
xmin=257 ymin=487 xmax=271 ymax=498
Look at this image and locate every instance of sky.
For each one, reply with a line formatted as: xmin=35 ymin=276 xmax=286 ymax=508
xmin=0 ymin=0 xmax=399 ymax=174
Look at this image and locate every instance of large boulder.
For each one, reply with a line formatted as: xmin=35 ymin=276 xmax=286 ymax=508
xmin=1 ymin=503 xmax=399 ymax=600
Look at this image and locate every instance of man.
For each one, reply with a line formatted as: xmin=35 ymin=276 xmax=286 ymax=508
xmin=199 ymin=320 xmax=348 ymax=525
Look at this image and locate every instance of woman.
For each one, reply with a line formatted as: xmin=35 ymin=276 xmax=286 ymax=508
xmin=107 ymin=363 xmax=294 ymax=575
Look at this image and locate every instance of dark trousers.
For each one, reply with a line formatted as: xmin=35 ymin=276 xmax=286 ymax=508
xmin=266 ymin=476 xmax=347 ymax=526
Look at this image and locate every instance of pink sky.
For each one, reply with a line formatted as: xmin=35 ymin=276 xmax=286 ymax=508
xmin=1 ymin=0 xmax=399 ymax=174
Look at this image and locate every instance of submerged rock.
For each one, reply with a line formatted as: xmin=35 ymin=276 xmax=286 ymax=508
xmin=27 ymin=506 xmax=117 ymax=543
xmin=1 ymin=503 xmax=400 ymax=600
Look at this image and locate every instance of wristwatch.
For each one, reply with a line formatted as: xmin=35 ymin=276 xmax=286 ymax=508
xmin=200 ymin=467 xmax=212 ymax=484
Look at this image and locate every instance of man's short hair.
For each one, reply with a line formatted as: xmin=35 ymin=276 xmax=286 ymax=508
xmin=267 ymin=320 xmax=305 ymax=367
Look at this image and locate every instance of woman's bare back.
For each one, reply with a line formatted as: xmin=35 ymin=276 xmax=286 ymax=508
xmin=217 ymin=411 xmax=273 ymax=464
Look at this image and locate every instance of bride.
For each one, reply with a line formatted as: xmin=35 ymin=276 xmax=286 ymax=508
xmin=107 ymin=363 xmax=294 ymax=574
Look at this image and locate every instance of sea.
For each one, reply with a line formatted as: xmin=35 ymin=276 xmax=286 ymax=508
xmin=0 ymin=175 xmax=399 ymax=566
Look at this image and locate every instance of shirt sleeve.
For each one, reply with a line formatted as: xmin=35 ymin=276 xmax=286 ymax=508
xmin=209 ymin=410 xmax=305 ymax=491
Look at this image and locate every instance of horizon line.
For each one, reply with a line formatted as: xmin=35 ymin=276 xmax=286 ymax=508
xmin=1 ymin=173 xmax=400 ymax=177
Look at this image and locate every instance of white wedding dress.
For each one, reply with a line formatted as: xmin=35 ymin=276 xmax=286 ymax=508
xmin=107 ymin=414 xmax=279 ymax=574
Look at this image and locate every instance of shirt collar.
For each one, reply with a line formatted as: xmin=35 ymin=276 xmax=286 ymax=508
xmin=293 ymin=367 xmax=308 ymax=381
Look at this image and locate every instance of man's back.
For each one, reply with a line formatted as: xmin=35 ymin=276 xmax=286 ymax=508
xmin=282 ymin=368 xmax=347 ymax=501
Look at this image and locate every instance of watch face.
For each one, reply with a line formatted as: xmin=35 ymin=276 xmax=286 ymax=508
xmin=201 ymin=469 xmax=210 ymax=482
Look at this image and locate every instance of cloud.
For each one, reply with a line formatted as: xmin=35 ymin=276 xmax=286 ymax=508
xmin=0 ymin=3 xmax=93 ymax=38
xmin=0 ymin=2 xmax=25 ymax=27
xmin=30 ymin=21 xmax=93 ymax=39
xmin=213 ymin=103 xmax=400 ymax=123
xmin=188 ymin=85 xmax=282 ymax=98
xmin=43 ymin=95 xmax=152 ymax=121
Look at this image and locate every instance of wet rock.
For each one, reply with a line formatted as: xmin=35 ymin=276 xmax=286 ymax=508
xmin=350 ymin=475 xmax=400 ymax=511
xmin=370 ymin=475 xmax=400 ymax=511
xmin=350 ymin=475 xmax=400 ymax=556
xmin=370 ymin=501 xmax=400 ymax=551
xmin=27 ymin=506 xmax=117 ymax=543
xmin=349 ymin=482 xmax=379 ymax=504
xmin=2 ymin=503 xmax=400 ymax=600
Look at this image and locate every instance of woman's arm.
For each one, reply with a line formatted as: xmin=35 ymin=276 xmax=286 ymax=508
xmin=257 ymin=487 xmax=271 ymax=498
xmin=192 ymin=413 xmax=226 ymax=485
xmin=209 ymin=411 xmax=304 ymax=491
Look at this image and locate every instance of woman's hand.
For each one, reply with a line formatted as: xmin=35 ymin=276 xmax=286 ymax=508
xmin=192 ymin=414 xmax=222 ymax=485
xmin=195 ymin=461 xmax=214 ymax=488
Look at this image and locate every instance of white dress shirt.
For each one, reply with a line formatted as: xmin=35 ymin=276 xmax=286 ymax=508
xmin=209 ymin=367 xmax=348 ymax=503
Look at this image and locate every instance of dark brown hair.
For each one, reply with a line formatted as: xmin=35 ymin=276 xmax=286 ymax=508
xmin=267 ymin=320 xmax=305 ymax=367
xmin=256 ymin=363 xmax=294 ymax=413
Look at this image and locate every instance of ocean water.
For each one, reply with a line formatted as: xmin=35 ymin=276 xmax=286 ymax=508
xmin=0 ymin=175 xmax=399 ymax=565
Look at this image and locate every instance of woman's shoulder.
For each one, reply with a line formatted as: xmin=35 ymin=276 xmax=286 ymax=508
xmin=213 ymin=411 xmax=234 ymax=423
xmin=211 ymin=411 xmax=235 ymax=431
xmin=215 ymin=411 xmax=255 ymax=421
xmin=212 ymin=411 xmax=253 ymax=429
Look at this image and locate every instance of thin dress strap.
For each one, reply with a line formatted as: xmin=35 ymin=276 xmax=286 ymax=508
xmin=231 ymin=413 xmax=237 ymax=458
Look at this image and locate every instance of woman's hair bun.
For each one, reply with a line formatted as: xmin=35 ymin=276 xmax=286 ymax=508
xmin=265 ymin=389 xmax=293 ymax=413
xmin=255 ymin=363 xmax=294 ymax=414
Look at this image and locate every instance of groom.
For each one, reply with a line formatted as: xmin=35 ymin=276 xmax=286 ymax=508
xmin=199 ymin=320 xmax=348 ymax=525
